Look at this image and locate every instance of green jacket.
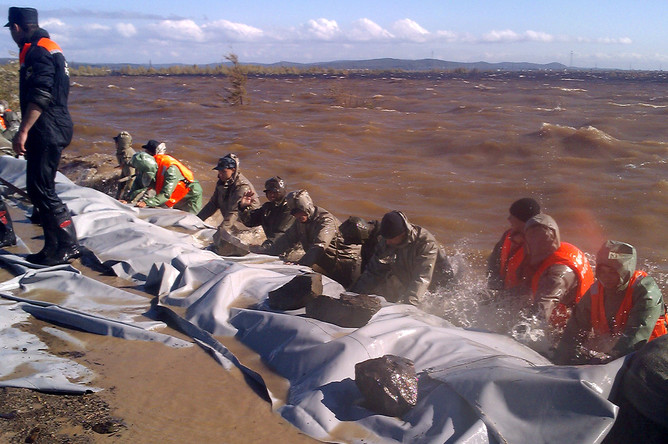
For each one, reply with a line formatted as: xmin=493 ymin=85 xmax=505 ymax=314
xmin=143 ymin=164 xmax=203 ymax=214
xmin=239 ymin=198 xmax=294 ymax=245
xmin=198 ymin=169 xmax=259 ymax=229
xmin=351 ymin=211 xmax=439 ymax=306
xmin=554 ymin=240 xmax=665 ymax=364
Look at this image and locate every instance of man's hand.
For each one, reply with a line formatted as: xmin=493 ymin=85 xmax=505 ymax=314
xmin=136 ymin=201 xmax=147 ymax=208
xmin=12 ymin=130 xmax=27 ymax=156
xmin=239 ymin=190 xmax=255 ymax=208
xmin=13 ymin=103 xmax=43 ymax=156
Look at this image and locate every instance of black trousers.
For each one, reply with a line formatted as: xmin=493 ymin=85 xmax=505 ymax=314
xmin=25 ymin=133 xmax=68 ymax=219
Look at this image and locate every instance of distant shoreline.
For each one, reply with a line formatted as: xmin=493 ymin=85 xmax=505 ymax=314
xmin=70 ymin=67 xmax=668 ymax=83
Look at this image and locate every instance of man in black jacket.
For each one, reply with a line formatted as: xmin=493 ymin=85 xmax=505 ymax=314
xmin=6 ymin=7 xmax=79 ymax=265
xmin=238 ymin=176 xmax=294 ymax=249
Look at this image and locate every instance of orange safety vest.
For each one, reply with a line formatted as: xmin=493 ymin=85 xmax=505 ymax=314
xmin=499 ymin=230 xmax=525 ymax=289
xmin=153 ymin=154 xmax=195 ymax=208
xmin=590 ymin=270 xmax=668 ymax=341
xmin=531 ymin=242 xmax=595 ymax=328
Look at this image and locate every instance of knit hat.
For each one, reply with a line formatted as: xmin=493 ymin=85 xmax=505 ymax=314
xmin=379 ymin=211 xmax=406 ymax=239
xmin=509 ymin=198 xmax=540 ymax=222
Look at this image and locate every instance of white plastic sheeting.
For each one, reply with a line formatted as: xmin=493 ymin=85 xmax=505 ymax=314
xmin=0 ymin=156 xmax=624 ymax=443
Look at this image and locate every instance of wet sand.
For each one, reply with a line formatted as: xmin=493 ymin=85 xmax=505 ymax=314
xmin=0 ymin=201 xmax=316 ymax=443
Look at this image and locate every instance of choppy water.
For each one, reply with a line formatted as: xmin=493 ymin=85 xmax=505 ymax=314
xmin=68 ymin=74 xmax=668 ymax=341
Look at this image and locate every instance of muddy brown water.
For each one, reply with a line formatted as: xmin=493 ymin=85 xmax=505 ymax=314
xmin=4 ymin=73 xmax=668 ymax=441
xmin=68 ymin=74 xmax=668 ymax=280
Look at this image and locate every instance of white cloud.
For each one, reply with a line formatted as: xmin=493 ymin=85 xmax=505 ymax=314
xmin=434 ymin=30 xmax=458 ymax=42
xmin=596 ymin=36 xmax=632 ymax=44
xmin=149 ymin=19 xmax=205 ymax=42
xmin=302 ymin=18 xmax=340 ymax=40
xmin=525 ymin=30 xmax=554 ymax=43
xmin=482 ymin=29 xmax=521 ymax=43
xmin=116 ymin=23 xmax=137 ymax=38
xmin=206 ymin=20 xmax=264 ymax=41
xmin=84 ymin=23 xmax=111 ymax=32
xmin=349 ymin=18 xmax=393 ymax=41
xmin=392 ymin=19 xmax=430 ymax=42
xmin=41 ymin=18 xmax=66 ymax=29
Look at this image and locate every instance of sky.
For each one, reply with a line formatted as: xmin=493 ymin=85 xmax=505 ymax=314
xmin=0 ymin=1 xmax=666 ymax=70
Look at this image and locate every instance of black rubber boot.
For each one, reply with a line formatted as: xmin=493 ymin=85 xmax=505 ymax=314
xmin=44 ymin=211 xmax=81 ymax=265
xmin=26 ymin=216 xmax=58 ymax=264
xmin=0 ymin=199 xmax=16 ymax=247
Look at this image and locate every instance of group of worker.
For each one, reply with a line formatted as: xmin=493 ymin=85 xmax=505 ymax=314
xmin=113 ymin=134 xmax=455 ymax=303
xmin=112 ymin=137 xmax=668 ymax=366
xmin=487 ymin=197 xmax=668 ymax=365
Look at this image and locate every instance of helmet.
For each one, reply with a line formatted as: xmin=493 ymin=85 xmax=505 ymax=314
xmin=130 ymin=152 xmax=158 ymax=186
xmin=263 ymin=176 xmax=286 ymax=199
xmin=340 ymin=216 xmax=371 ymax=244
xmin=286 ymin=189 xmax=315 ymax=218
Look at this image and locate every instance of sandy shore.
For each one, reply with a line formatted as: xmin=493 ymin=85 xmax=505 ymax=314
xmin=0 ymin=168 xmax=317 ymax=443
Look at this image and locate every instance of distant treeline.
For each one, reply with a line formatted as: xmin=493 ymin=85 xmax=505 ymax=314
xmin=69 ymin=63 xmax=668 ymax=83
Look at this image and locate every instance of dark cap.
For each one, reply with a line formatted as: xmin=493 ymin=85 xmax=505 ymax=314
xmin=5 ymin=7 xmax=38 ymax=28
xmin=263 ymin=176 xmax=285 ymax=193
xmin=509 ymin=198 xmax=540 ymax=223
xmin=379 ymin=211 xmax=406 ymax=239
xmin=214 ymin=154 xmax=237 ymax=171
xmin=142 ymin=139 xmax=160 ymax=155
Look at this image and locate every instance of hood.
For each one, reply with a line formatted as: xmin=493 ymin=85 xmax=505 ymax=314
xmin=130 ymin=152 xmax=158 ymax=182
xmin=216 ymin=153 xmax=240 ymax=185
xmin=524 ymin=213 xmax=561 ymax=265
xmin=380 ymin=210 xmax=417 ymax=247
xmin=596 ymin=240 xmax=636 ymax=288
xmin=286 ymin=189 xmax=316 ymax=219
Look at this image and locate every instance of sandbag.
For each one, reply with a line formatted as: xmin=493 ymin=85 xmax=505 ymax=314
xmin=305 ymin=293 xmax=381 ymax=328
xmin=355 ymin=354 xmax=418 ymax=417
xmin=267 ymin=272 xmax=322 ymax=310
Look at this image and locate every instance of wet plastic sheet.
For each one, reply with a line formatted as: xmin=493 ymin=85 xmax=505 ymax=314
xmin=0 ymin=156 xmax=623 ymax=442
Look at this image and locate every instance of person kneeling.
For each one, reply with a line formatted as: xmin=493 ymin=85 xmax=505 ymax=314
xmin=259 ymin=189 xmax=360 ymax=288
xmin=554 ymin=240 xmax=667 ymax=365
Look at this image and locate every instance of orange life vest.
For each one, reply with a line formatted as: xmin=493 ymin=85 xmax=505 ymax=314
xmin=590 ymin=270 xmax=668 ymax=341
xmin=20 ymin=37 xmax=63 ymax=66
xmin=499 ymin=230 xmax=525 ymax=289
xmin=153 ymin=154 xmax=195 ymax=208
xmin=531 ymin=242 xmax=595 ymax=328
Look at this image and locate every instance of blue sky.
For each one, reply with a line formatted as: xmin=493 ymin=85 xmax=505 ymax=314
xmin=0 ymin=1 xmax=665 ymax=69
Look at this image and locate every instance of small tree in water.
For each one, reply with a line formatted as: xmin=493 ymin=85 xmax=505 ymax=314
xmin=225 ymin=53 xmax=247 ymax=106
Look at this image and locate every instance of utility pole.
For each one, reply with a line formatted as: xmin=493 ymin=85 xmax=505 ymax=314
xmin=569 ymin=51 xmax=573 ymax=68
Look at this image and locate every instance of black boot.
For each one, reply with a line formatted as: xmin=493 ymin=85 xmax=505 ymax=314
xmin=0 ymin=199 xmax=16 ymax=247
xmin=45 ymin=211 xmax=81 ymax=265
xmin=26 ymin=217 xmax=58 ymax=264
xmin=32 ymin=211 xmax=81 ymax=266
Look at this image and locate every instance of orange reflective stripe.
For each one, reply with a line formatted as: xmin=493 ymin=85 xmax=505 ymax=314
xmin=19 ymin=43 xmax=31 ymax=65
xmin=531 ymin=242 xmax=594 ymax=304
xmin=35 ymin=37 xmax=62 ymax=54
xmin=19 ymin=38 xmax=63 ymax=66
